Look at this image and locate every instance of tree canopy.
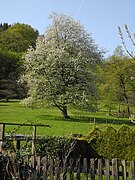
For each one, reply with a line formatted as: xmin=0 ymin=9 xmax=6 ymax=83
xmin=22 ymin=13 xmax=103 ymax=118
xmin=0 ymin=23 xmax=38 ymax=52
xmin=99 ymin=53 xmax=135 ymax=116
xmin=0 ymin=23 xmax=38 ymax=100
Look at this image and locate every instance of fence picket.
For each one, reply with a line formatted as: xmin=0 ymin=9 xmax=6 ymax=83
xmin=130 ymin=160 xmax=135 ymax=180
xmin=50 ymin=158 xmax=54 ymax=180
xmin=112 ymin=158 xmax=119 ymax=180
xmin=98 ymin=158 xmax=102 ymax=180
xmin=76 ymin=158 xmax=81 ymax=180
xmin=55 ymin=157 xmax=60 ymax=180
xmin=42 ymin=156 xmax=47 ymax=180
xmin=90 ymin=158 xmax=95 ymax=180
xmin=121 ymin=160 xmax=127 ymax=180
xmin=36 ymin=156 xmax=41 ymax=174
xmin=105 ymin=159 xmax=110 ymax=180
xmin=1 ymin=155 xmax=135 ymax=179
xmin=83 ymin=158 xmax=88 ymax=180
xmin=69 ymin=158 xmax=74 ymax=180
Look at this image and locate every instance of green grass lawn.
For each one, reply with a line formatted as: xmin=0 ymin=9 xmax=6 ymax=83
xmin=0 ymin=100 xmax=134 ymax=137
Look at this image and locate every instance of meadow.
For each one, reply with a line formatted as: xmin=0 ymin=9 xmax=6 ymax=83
xmin=0 ymin=100 xmax=134 ymax=137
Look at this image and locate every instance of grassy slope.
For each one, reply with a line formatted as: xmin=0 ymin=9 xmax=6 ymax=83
xmin=0 ymin=100 xmax=134 ymax=137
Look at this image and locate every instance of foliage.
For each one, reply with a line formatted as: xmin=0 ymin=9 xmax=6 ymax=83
xmin=0 ymin=23 xmax=38 ymax=100
xmin=0 ymin=49 xmax=21 ymax=100
xmin=5 ymin=125 xmax=135 ymax=162
xmin=86 ymin=125 xmax=135 ymax=160
xmin=0 ymin=23 xmax=11 ymax=31
xmin=99 ymin=55 xmax=135 ymax=115
xmin=22 ymin=12 xmax=103 ymax=118
xmin=36 ymin=136 xmax=72 ymax=158
xmin=0 ymin=23 xmax=38 ymax=52
xmin=0 ymin=151 xmax=40 ymax=179
xmin=30 ymin=136 xmax=101 ymax=160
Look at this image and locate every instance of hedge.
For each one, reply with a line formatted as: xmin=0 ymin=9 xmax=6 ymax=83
xmin=86 ymin=125 xmax=135 ymax=160
xmin=36 ymin=125 xmax=135 ymax=161
xmin=3 ymin=125 xmax=135 ymax=161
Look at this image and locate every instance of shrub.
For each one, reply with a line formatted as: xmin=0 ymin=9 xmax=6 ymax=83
xmin=86 ymin=125 xmax=135 ymax=160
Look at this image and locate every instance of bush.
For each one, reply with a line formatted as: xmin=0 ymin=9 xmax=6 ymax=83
xmin=86 ymin=125 xmax=135 ymax=160
xmin=2 ymin=125 xmax=135 ymax=161
xmin=36 ymin=136 xmax=101 ymax=160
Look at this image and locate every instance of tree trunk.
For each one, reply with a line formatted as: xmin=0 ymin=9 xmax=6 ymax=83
xmin=124 ymin=94 xmax=130 ymax=116
xmin=62 ymin=106 xmax=70 ymax=119
xmin=118 ymin=101 xmax=121 ymax=113
xmin=53 ymin=101 xmax=70 ymax=119
xmin=120 ymin=75 xmax=130 ymax=116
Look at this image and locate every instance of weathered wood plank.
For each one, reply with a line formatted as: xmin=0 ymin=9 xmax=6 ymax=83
xmin=0 ymin=124 xmax=5 ymax=152
xmin=112 ymin=158 xmax=119 ymax=180
xmin=55 ymin=157 xmax=60 ymax=180
xmin=83 ymin=158 xmax=88 ymax=180
xmin=50 ymin=158 xmax=54 ymax=180
xmin=98 ymin=158 xmax=102 ymax=180
xmin=42 ymin=156 xmax=47 ymax=180
xmin=130 ymin=160 xmax=135 ymax=180
xmin=32 ymin=125 xmax=36 ymax=168
xmin=0 ymin=122 xmax=50 ymax=127
xmin=121 ymin=160 xmax=127 ymax=180
xmin=76 ymin=158 xmax=81 ymax=180
xmin=90 ymin=158 xmax=95 ymax=180
xmin=69 ymin=158 xmax=74 ymax=180
xmin=105 ymin=159 xmax=110 ymax=180
xmin=36 ymin=156 xmax=41 ymax=174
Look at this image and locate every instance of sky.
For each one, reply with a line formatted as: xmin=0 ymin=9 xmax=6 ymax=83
xmin=0 ymin=0 xmax=135 ymax=57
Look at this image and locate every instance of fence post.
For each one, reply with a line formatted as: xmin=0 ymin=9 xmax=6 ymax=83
xmin=32 ymin=125 xmax=36 ymax=168
xmin=90 ymin=158 xmax=95 ymax=180
xmin=50 ymin=159 xmax=54 ymax=180
xmin=69 ymin=158 xmax=74 ymax=180
xmin=112 ymin=158 xmax=119 ymax=180
xmin=55 ymin=157 xmax=60 ymax=180
xmin=130 ymin=160 xmax=135 ymax=180
xmin=0 ymin=124 xmax=5 ymax=152
xmin=42 ymin=156 xmax=47 ymax=180
xmin=98 ymin=158 xmax=102 ymax=180
xmin=105 ymin=159 xmax=110 ymax=180
xmin=36 ymin=156 xmax=41 ymax=174
xmin=121 ymin=160 xmax=127 ymax=180
xmin=76 ymin=158 xmax=81 ymax=180
xmin=83 ymin=158 xmax=88 ymax=180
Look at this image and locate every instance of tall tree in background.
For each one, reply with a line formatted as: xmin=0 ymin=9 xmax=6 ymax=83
xmin=99 ymin=54 xmax=135 ymax=116
xmin=0 ymin=23 xmax=38 ymax=52
xmin=0 ymin=23 xmax=38 ymax=100
xmin=0 ymin=49 xmax=20 ymax=100
xmin=22 ymin=13 xmax=103 ymax=118
xmin=0 ymin=23 xmax=11 ymax=32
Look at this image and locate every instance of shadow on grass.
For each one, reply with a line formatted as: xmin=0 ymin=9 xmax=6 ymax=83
xmin=0 ymin=100 xmax=20 ymax=105
xmin=0 ymin=104 xmax=9 ymax=106
xmin=36 ymin=114 xmax=135 ymax=126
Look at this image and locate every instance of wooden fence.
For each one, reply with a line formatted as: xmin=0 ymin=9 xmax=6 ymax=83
xmin=2 ymin=156 xmax=135 ymax=180
xmin=37 ymin=157 xmax=135 ymax=180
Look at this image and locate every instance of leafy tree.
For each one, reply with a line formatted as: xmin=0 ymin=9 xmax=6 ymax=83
xmin=99 ymin=55 xmax=135 ymax=116
xmin=0 ymin=23 xmax=38 ymax=52
xmin=22 ymin=13 xmax=103 ymax=118
xmin=0 ymin=23 xmax=38 ymax=100
xmin=0 ymin=23 xmax=11 ymax=32
xmin=0 ymin=49 xmax=21 ymax=100
xmin=113 ymin=45 xmax=126 ymax=57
